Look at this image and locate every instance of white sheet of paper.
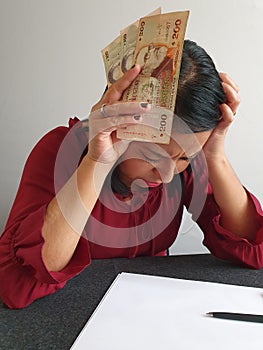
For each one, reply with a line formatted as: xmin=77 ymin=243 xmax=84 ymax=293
xmin=70 ymin=273 xmax=263 ymax=349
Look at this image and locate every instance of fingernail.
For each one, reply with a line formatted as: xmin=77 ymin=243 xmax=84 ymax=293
xmin=140 ymin=102 xmax=148 ymax=108
xmin=134 ymin=115 xmax=141 ymax=121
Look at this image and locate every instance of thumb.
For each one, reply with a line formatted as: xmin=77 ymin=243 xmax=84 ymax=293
xmin=113 ymin=138 xmax=131 ymax=157
xmin=106 ymin=64 xmax=141 ymax=103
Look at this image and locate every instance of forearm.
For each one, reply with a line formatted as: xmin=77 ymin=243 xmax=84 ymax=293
xmin=207 ymin=156 xmax=259 ymax=240
xmin=42 ymin=157 xmax=113 ymax=272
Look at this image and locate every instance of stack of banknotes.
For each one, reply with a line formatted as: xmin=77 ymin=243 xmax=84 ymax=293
xmin=101 ymin=8 xmax=189 ymax=143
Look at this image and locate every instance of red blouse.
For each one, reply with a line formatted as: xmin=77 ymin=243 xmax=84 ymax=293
xmin=1 ymin=118 xmax=263 ymax=309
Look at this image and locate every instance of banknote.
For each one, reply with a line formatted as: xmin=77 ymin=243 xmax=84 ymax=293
xmin=102 ymin=8 xmax=162 ymax=86
xmin=122 ymin=11 xmax=189 ymax=109
xmin=117 ymin=11 xmax=189 ymax=143
xmin=119 ymin=7 xmax=161 ymax=75
xmin=117 ymin=105 xmax=174 ymax=144
xmin=101 ymin=35 xmax=122 ymax=86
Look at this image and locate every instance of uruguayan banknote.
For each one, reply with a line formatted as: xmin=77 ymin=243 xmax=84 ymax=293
xmin=102 ymin=10 xmax=189 ymax=143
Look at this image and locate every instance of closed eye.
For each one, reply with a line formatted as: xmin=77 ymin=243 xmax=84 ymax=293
xmin=179 ymin=153 xmax=199 ymax=162
xmin=141 ymin=151 xmax=199 ymax=164
xmin=143 ymin=155 xmax=193 ymax=163
xmin=179 ymin=157 xmax=190 ymax=162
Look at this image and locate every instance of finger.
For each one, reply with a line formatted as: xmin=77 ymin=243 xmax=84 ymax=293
xmin=219 ymin=72 xmax=239 ymax=93
xmin=112 ymin=137 xmax=131 ymax=156
xmin=102 ymin=101 xmax=151 ymax=117
xmin=91 ymin=114 xmax=143 ymax=133
xmin=90 ymin=101 xmax=150 ymax=121
xmin=91 ymin=65 xmax=141 ymax=112
xmin=221 ymin=82 xmax=240 ymax=113
xmin=105 ymin=64 xmax=141 ymax=103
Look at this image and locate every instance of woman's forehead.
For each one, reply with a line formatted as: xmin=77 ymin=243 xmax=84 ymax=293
xmin=130 ymin=130 xmax=211 ymax=157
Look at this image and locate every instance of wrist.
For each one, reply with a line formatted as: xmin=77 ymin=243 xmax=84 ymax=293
xmin=81 ymin=154 xmax=115 ymax=174
xmin=80 ymin=154 xmax=115 ymax=189
xmin=205 ymin=153 xmax=228 ymax=168
xmin=206 ymin=154 xmax=231 ymax=184
xmin=84 ymin=151 xmax=116 ymax=166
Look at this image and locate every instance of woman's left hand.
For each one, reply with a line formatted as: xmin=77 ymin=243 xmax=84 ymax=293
xmin=201 ymin=74 xmax=259 ymax=240
xmin=203 ymin=73 xmax=240 ymax=161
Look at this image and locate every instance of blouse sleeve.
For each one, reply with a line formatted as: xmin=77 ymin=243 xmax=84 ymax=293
xmin=0 ymin=119 xmax=91 ymax=309
xmin=182 ymin=154 xmax=263 ymax=270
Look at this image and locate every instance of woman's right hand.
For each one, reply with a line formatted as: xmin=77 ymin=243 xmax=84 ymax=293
xmin=87 ymin=64 xmax=151 ymax=164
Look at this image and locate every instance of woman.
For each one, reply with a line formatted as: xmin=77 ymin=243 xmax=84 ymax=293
xmin=0 ymin=40 xmax=262 ymax=309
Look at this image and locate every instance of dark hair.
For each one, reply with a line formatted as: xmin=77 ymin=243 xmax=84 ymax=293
xmin=175 ymin=40 xmax=226 ymax=132
xmin=103 ymin=40 xmax=225 ymax=132
xmin=105 ymin=40 xmax=226 ymax=194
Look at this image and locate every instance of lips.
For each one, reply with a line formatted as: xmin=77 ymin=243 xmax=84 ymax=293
xmin=145 ymin=181 xmax=162 ymax=188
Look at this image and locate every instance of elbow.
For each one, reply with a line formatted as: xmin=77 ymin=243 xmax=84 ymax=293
xmin=1 ymin=294 xmax=32 ymax=309
xmin=0 ymin=263 xmax=64 ymax=310
xmin=241 ymin=245 xmax=263 ymax=270
xmin=243 ymin=259 xmax=263 ymax=270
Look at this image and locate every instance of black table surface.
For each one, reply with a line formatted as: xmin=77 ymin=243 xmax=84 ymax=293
xmin=1 ymin=254 xmax=263 ymax=350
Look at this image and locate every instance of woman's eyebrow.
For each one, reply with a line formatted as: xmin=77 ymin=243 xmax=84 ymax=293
xmin=143 ymin=147 xmax=167 ymax=158
xmin=143 ymin=146 xmax=200 ymax=160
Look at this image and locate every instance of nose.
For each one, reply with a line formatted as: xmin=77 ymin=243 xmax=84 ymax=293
xmin=155 ymin=157 xmax=176 ymax=183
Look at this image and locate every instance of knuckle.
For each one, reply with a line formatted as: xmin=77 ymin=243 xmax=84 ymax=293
xmin=235 ymin=94 xmax=241 ymax=104
xmin=91 ymin=102 xmax=99 ymax=112
xmin=220 ymin=72 xmax=227 ymax=80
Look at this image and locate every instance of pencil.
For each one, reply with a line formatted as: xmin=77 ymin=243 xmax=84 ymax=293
xmin=206 ymin=312 xmax=263 ymax=324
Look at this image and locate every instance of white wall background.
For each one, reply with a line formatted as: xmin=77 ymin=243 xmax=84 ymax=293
xmin=0 ymin=0 xmax=262 ymax=254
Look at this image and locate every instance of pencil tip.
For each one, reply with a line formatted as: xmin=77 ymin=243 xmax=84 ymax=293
xmin=205 ymin=312 xmax=213 ymax=317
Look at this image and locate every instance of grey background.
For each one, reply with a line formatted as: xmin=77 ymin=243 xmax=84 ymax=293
xmin=0 ymin=0 xmax=262 ymax=254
